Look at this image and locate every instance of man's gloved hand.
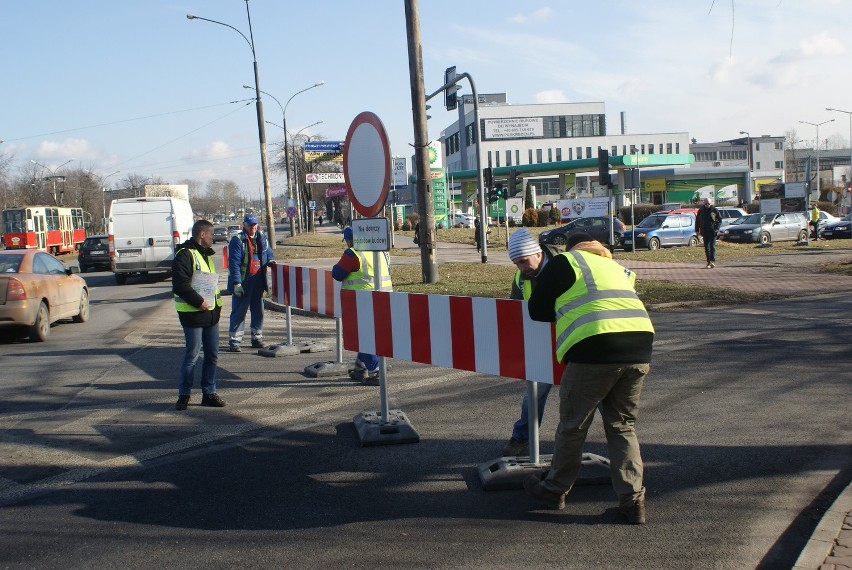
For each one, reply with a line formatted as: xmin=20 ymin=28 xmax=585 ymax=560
xmin=266 ymin=260 xmax=275 ymax=268
xmin=233 ymin=283 xmax=245 ymax=297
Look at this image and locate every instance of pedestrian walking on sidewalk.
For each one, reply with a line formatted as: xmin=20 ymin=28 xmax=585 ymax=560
xmin=696 ymin=198 xmax=721 ymax=268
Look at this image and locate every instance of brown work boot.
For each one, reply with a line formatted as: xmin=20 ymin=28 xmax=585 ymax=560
xmin=201 ymin=393 xmax=226 ymax=407
xmin=523 ymin=474 xmax=566 ymax=510
xmin=175 ymin=395 xmax=190 ymax=411
xmin=619 ymin=498 xmax=647 ymax=524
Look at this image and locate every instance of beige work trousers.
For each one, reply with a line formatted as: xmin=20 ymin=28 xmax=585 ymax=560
xmin=543 ymin=361 xmax=649 ymax=507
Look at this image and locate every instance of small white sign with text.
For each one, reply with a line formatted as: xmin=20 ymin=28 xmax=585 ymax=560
xmin=352 ymin=217 xmax=390 ymax=251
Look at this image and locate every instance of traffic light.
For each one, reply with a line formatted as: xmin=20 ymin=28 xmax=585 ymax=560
xmin=444 ymin=66 xmax=459 ymax=111
xmin=483 ymin=167 xmax=493 ymax=189
xmin=495 ymin=182 xmax=504 ymax=199
xmin=488 ymin=187 xmax=498 ymax=203
xmin=598 ymin=148 xmax=611 ymax=187
xmin=508 ymin=169 xmax=524 ymax=197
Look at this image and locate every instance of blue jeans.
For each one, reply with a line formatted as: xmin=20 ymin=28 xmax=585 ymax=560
xmin=229 ymin=276 xmax=265 ymax=346
xmin=179 ymin=323 xmax=219 ymax=396
xmin=357 ymin=353 xmax=379 ymax=372
xmin=702 ymin=232 xmax=716 ymax=263
xmin=511 ymin=382 xmax=552 ymax=441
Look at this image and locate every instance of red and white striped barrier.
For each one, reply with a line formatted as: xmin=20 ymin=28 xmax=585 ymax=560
xmin=340 ymin=289 xmax=564 ymax=384
xmin=270 ymin=263 xmax=341 ymax=318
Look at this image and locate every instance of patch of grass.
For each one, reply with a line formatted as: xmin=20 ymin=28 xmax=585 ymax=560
xmin=391 ymin=262 xmax=515 ymax=297
xmin=390 ymin=262 xmax=778 ymax=308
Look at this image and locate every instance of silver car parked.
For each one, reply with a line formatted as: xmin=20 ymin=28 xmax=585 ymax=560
xmin=719 ymin=212 xmax=808 ymax=245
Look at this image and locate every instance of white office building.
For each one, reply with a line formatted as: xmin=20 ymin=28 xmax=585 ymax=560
xmin=439 ymin=93 xmax=691 ymax=199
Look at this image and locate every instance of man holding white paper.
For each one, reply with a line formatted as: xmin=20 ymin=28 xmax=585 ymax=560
xmin=172 ymin=219 xmax=225 ymax=410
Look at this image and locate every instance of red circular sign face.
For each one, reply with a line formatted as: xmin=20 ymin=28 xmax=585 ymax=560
xmin=343 ymin=111 xmax=391 ymax=218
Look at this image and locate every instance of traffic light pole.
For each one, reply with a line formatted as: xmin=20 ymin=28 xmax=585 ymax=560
xmin=427 ymin=71 xmax=488 ymax=262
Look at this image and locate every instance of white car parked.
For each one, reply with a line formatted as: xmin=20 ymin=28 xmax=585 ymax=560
xmin=450 ymin=212 xmax=475 ymax=228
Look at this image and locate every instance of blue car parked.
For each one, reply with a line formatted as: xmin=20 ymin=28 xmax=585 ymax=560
xmin=623 ymin=212 xmax=700 ymax=250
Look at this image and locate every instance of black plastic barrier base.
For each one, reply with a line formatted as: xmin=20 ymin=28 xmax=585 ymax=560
xmin=259 ymin=340 xmax=333 ymax=358
xmin=477 ymin=452 xmax=610 ymax=491
xmin=353 ymin=410 xmax=420 ymax=447
xmin=304 ymin=361 xmax=350 ymax=378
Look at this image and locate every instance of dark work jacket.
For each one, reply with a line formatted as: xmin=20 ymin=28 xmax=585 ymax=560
xmin=172 ymin=239 xmax=222 ymax=328
xmin=695 ymin=205 xmax=720 ymax=237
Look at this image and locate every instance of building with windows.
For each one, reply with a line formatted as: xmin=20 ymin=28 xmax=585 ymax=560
xmin=690 ymin=135 xmax=785 ymax=200
xmin=439 ymin=94 xmax=690 ymax=201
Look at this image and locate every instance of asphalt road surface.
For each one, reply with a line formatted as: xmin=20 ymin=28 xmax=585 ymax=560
xmin=0 ymin=262 xmax=849 ymax=568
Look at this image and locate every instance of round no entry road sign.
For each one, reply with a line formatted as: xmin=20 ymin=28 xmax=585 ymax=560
xmin=343 ymin=111 xmax=391 ymax=218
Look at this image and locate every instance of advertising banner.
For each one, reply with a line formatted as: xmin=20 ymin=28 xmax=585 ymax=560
xmin=557 ymin=198 xmax=611 ymax=220
xmin=483 ymin=117 xmax=543 ymax=140
xmin=506 ymin=197 xmax=524 ymax=223
xmin=304 ymin=150 xmax=343 ymax=162
xmin=392 ymin=157 xmax=407 ymax=187
xmin=325 ymin=185 xmax=348 ymax=198
xmin=304 ymin=141 xmax=342 ymax=152
xmin=306 ymin=172 xmax=345 ymax=184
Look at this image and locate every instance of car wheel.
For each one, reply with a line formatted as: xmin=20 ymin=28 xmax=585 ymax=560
xmin=73 ymin=290 xmax=90 ymax=323
xmin=29 ymin=302 xmax=50 ymax=342
xmin=759 ymin=232 xmax=771 ymax=245
xmin=552 ymin=235 xmax=567 ymax=246
xmin=688 ymin=236 xmax=699 ymax=247
xmin=115 ymin=273 xmax=127 ymax=285
xmin=648 ymin=237 xmax=661 ymax=250
xmin=798 ymin=229 xmax=808 ymax=242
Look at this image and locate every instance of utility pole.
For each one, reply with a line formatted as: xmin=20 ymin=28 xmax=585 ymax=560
xmin=404 ymin=0 xmax=438 ymax=283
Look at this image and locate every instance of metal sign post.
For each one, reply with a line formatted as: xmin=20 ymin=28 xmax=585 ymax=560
xmin=343 ymin=112 xmax=419 ymax=446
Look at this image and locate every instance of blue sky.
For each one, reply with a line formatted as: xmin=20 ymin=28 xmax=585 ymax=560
xmin=3 ymin=1 xmax=851 ymax=201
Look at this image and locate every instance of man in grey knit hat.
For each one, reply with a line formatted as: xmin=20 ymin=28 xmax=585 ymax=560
xmin=502 ymin=228 xmax=560 ymax=456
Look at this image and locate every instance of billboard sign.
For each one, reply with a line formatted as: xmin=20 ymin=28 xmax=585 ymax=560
xmin=483 ymin=117 xmax=543 ymax=140
xmin=557 ymin=198 xmax=610 ymax=220
xmin=392 ymin=157 xmax=407 ymax=187
xmin=325 ymin=185 xmax=348 ymax=198
xmin=306 ymin=172 xmax=345 ymax=184
xmin=304 ymin=141 xmax=342 ymax=152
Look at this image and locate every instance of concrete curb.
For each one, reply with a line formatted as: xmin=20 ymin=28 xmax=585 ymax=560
xmin=792 ymin=481 xmax=852 ymax=569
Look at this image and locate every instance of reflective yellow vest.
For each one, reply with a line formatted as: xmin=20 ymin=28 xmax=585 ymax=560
xmin=174 ymin=248 xmax=222 ymax=312
xmin=342 ymin=249 xmax=392 ymax=291
xmin=514 ymin=270 xmax=533 ymax=301
xmin=554 ymin=250 xmax=653 ymax=362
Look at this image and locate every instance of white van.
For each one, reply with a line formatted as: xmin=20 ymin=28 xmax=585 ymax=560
xmin=108 ymin=197 xmax=194 ymax=285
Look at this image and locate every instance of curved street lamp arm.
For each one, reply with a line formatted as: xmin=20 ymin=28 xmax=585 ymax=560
xmin=186 ymin=14 xmax=253 ymax=55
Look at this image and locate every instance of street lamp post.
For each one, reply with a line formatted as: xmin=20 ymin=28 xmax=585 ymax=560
xmin=290 ymin=123 xmax=324 ymax=234
xmin=245 ymin=81 xmax=324 ymax=236
xmin=826 ymin=107 xmax=852 ymax=214
xmin=799 ymin=119 xmax=835 ymax=204
xmin=187 ymin=2 xmax=275 ymax=247
xmin=101 ymin=170 xmax=120 ymax=232
xmin=739 ymin=130 xmax=752 ymax=202
xmin=30 ymin=159 xmax=73 ymax=206
xmin=266 ymin=120 xmax=323 ymax=235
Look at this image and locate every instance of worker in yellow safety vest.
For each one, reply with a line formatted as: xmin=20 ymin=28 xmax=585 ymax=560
xmin=522 ymin=232 xmax=654 ymax=525
xmin=172 ymin=219 xmax=224 ymax=410
xmin=332 ymin=226 xmax=392 ymax=385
